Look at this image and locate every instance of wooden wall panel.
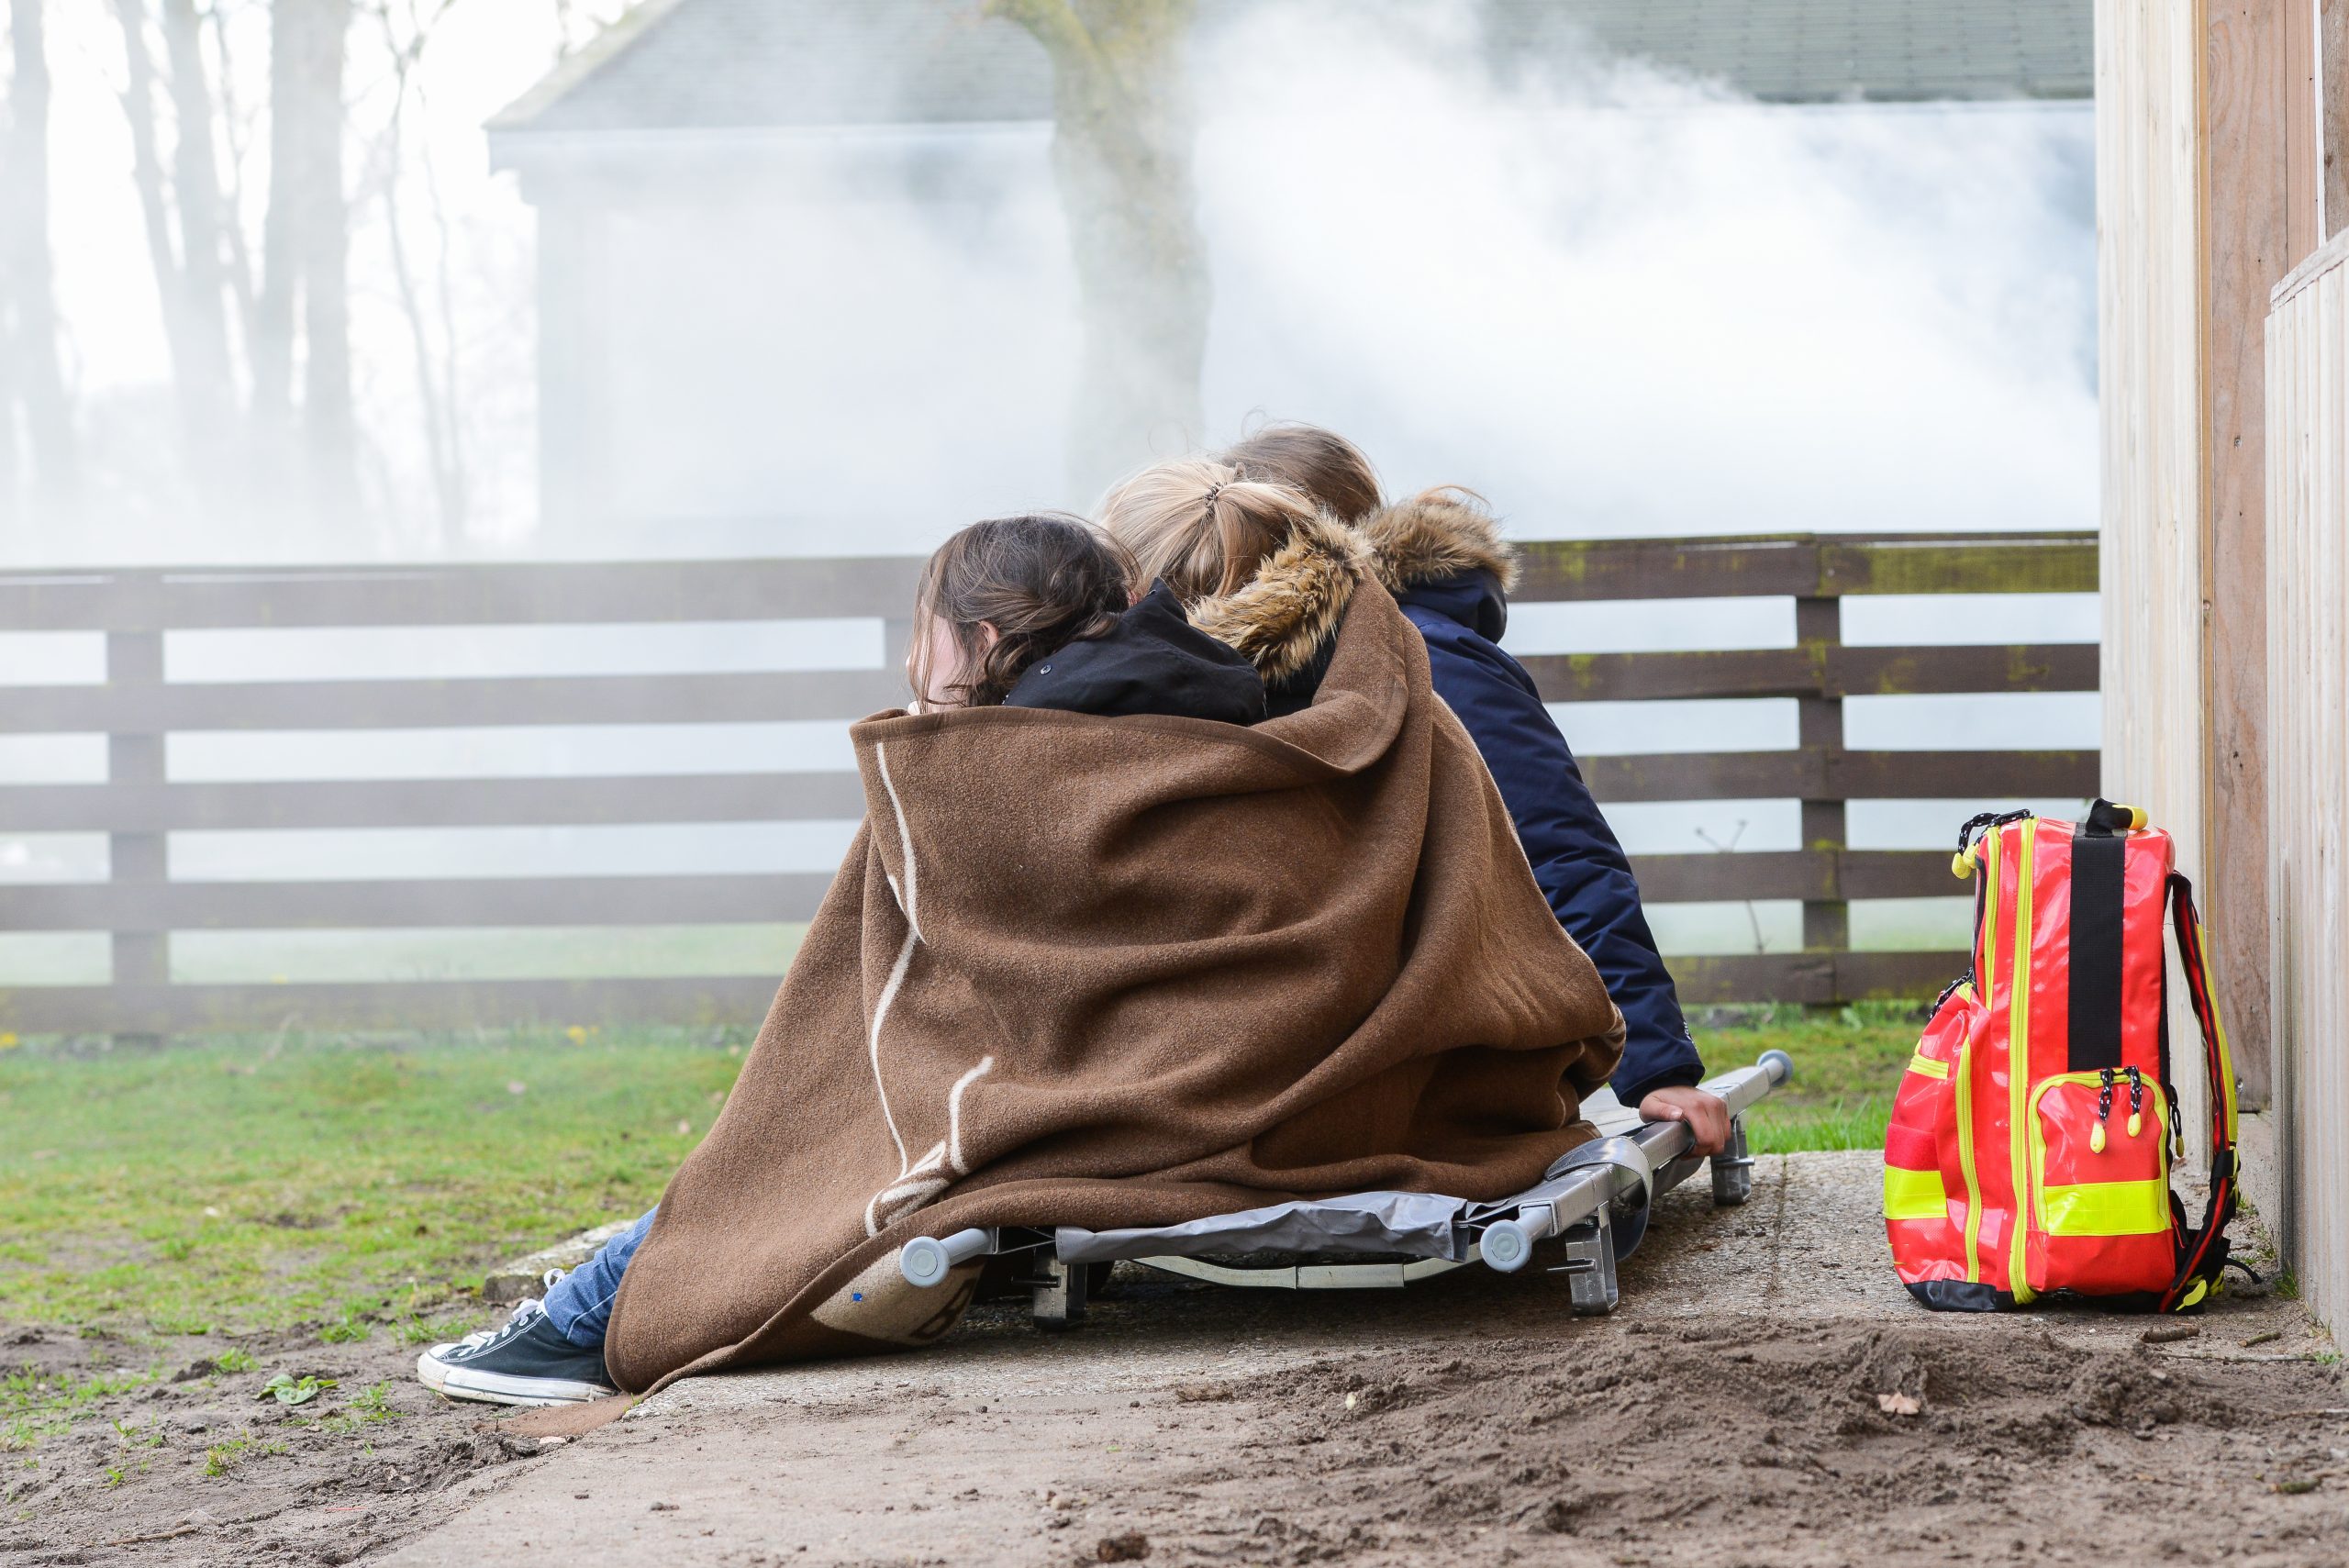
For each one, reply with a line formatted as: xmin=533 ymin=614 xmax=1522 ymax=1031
xmin=2098 ymin=0 xmax=2215 ymax=1151
xmin=2205 ymin=2 xmax=2292 ymax=1106
xmin=2290 ymin=0 xmax=2325 ymax=259
xmin=2327 ymin=0 xmax=2348 ymax=239
xmin=2266 ymin=229 xmax=2349 ymax=1337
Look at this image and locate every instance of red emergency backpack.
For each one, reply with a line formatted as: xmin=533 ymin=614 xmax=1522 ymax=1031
xmin=1884 ymin=801 xmax=2240 ymax=1312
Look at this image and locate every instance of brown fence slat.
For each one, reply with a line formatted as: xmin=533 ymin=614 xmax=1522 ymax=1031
xmin=1821 ymin=749 xmax=2099 ymax=800
xmin=1660 ymin=952 xmax=1838 ymax=1005
xmin=1467 ymin=749 xmax=2099 ymax=805
xmin=0 ymin=559 xmax=926 ymax=631
xmin=0 ymin=976 xmax=785 ymax=1034
xmin=1510 ymin=532 xmax=2094 ymax=604
xmin=1513 ymin=536 xmax=1826 ymax=602
xmin=1663 ymin=949 xmax=1964 ymax=1006
xmin=1521 ymin=649 xmax=1819 ymax=702
xmin=0 ymin=751 xmax=2097 ymax=826
xmin=0 ymin=952 xmax=1974 ymax=1033
xmin=1580 ymin=751 xmax=1821 ymax=801
xmin=1838 ymin=851 xmax=1973 ymax=899
xmin=6 ymin=852 xmax=1962 ymax=922
xmin=0 ymin=647 xmax=2097 ymax=732
xmin=1825 ymin=644 xmax=2099 ymax=697
xmin=1818 ymin=536 xmax=2098 ymax=596
xmin=4 ymin=873 xmax=836 ymax=932
xmin=0 ymin=773 xmax=870 ymax=832
xmin=0 ymin=536 xmax=2094 ymax=631
xmin=1834 ymin=951 xmax=1968 ymax=999
xmin=1628 ymin=851 xmax=1834 ymax=902
xmin=0 ymin=669 xmax=910 ymax=734
xmin=1521 ymin=643 xmax=2098 ymax=703
xmin=1625 ymin=849 xmax=1963 ymax=903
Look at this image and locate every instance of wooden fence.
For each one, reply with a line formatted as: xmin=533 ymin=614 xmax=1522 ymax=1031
xmin=0 ymin=531 xmax=2097 ymax=1037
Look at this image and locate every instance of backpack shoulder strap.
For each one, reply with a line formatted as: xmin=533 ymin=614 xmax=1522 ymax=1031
xmin=2160 ymin=872 xmax=2241 ymax=1312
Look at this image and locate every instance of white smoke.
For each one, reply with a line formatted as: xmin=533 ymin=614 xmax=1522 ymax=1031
xmin=1191 ymin=3 xmax=2095 ymax=539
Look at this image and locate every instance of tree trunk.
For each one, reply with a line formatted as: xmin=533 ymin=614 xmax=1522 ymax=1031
xmin=990 ymin=0 xmax=1208 ymax=498
xmin=250 ymin=0 xmax=299 ymax=427
xmin=376 ymin=42 xmax=467 ymax=539
xmin=255 ymin=0 xmax=356 ymax=520
xmin=159 ymin=0 xmax=238 ymax=419
xmin=114 ymin=0 xmax=241 ymax=492
xmin=2 ymin=0 xmax=81 ymax=513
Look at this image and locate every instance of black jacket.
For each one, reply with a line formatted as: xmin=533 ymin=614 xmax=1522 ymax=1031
xmin=1004 ymin=582 xmax=1266 ymax=724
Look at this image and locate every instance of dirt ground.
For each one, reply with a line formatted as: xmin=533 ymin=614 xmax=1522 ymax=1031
xmin=0 ymin=1319 xmax=545 ymax=1566
xmin=9 ymin=1151 xmax=2343 ymax=1568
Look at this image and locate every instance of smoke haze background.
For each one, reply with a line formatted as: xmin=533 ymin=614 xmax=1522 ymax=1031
xmin=2 ymin=0 xmax=2099 ymax=984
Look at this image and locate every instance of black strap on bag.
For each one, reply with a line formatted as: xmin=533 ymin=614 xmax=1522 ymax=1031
xmin=2159 ymin=873 xmax=2238 ymax=1313
xmin=2067 ymin=801 xmax=2131 ymax=1073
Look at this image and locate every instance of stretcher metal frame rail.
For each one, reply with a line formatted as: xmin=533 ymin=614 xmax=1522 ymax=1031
xmin=896 ymin=1050 xmax=1793 ymax=1328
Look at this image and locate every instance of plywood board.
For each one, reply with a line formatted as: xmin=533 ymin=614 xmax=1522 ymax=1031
xmin=2265 ymin=231 xmax=2349 ymax=1337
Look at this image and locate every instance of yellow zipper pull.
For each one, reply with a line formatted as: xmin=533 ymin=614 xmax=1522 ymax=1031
xmin=2090 ymin=1121 xmax=2106 ymax=1154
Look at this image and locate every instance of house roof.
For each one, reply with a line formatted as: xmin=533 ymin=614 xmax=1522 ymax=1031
xmin=491 ymin=0 xmax=2091 ymax=137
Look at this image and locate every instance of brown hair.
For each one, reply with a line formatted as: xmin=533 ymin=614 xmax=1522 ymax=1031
xmin=1095 ymin=457 xmax=1322 ymax=603
xmin=1220 ymin=423 xmax=1383 ymax=525
xmin=909 ymin=515 xmax=1131 ymax=708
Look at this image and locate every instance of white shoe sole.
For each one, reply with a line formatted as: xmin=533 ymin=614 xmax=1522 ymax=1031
xmin=416 ymin=1349 xmax=614 ymax=1408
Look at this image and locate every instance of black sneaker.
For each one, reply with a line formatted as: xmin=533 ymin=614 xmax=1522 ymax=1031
xmin=417 ymin=1294 xmax=616 ymax=1407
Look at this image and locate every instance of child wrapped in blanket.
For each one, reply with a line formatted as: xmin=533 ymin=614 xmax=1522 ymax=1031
xmin=417 ymin=515 xmax=1264 ymax=1406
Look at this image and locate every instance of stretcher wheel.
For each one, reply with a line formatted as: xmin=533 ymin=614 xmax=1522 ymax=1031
xmin=1031 ymin=1256 xmax=1087 ymax=1330
xmin=1483 ymin=1221 xmax=1535 ymax=1273
xmin=1710 ymin=1117 xmax=1753 ymax=1207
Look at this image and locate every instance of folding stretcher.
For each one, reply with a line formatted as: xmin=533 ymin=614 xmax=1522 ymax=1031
xmin=896 ymin=1049 xmax=1793 ymax=1327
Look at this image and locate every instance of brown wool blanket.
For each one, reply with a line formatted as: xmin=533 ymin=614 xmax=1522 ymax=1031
xmin=604 ymin=584 xmax=1625 ymax=1392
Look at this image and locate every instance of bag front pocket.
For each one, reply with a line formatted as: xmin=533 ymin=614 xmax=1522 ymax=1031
xmin=2025 ymin=1069 xmax=2176 ymax=1296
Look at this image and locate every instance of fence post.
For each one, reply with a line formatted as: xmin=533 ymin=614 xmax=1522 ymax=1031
xmin=1796 ymin=595 xmax=1848 ymax=1002
xmin=107 ymin=628 xmax=166 ymax=1046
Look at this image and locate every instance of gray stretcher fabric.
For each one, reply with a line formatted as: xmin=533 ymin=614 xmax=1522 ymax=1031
xmin=1054 ymin=1191 xmax=1473 ymax=1263
xmin=1052 ymin=1106 xmax=1673 ymax=1265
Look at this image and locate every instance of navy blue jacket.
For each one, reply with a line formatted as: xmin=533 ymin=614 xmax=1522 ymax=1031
xmin=1392 ymin=568 xmax=1704 ymax=1105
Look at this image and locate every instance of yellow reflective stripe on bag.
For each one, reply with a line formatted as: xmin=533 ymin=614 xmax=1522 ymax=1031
xmin=1905 ymin=1052 xmax=1950 ymax=1081
xmin=2039 ymin=1179 xmax=2170 ymax=1238
xmin=1884 ymin=1164 xmax=1948 ymax=1222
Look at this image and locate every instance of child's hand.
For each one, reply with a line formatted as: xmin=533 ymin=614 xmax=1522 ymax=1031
xmin=1636 ymin=1084 xmax=1731 ymax=1155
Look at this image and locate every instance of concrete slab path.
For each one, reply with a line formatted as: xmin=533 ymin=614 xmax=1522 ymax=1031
xmin=374 ymin=1151 xmax=2335 ymax=1568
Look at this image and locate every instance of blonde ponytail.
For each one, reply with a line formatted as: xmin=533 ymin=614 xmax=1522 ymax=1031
xmin=1096 ymin=459 xmax=1323 ymax=603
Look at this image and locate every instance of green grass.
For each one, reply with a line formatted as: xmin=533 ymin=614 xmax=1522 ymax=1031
xmin=0 ymin=1010 xmax=1913 ymax=1341
xmin=1693 ymin=1001 xmax=1921 ymax=1154
xmin=3 ymin=1364 xmax=166 ymax=1451
xmin=0 ymin=1028 xmax=746 ymax=1336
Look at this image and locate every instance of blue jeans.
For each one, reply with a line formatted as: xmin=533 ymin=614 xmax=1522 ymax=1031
xmin=541 ymin=1207 xmax=655 ymax=1349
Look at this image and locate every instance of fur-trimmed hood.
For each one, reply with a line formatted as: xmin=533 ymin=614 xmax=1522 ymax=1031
xmin=1358 ymin=491 xmax=1520 ymax=597
xmin=1188 ymin=514 xmax=1372 ymax=694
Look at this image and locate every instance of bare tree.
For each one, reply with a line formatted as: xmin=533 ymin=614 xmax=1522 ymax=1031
xmin=359 ymin=0 xmax=472 ymax=539
xmin=985 ymin=0 xmax=1208 ymax=496
xmin=160 ymin=0 xmax=240 ymax=407
xmin=107 ymin=0 xmax=356 ymax=523
xmin=252 ymin=0 xmax=357 ymax=515
xmin=2 ymin=0 xmax=82 ymax=515
xmin=114 ymin=0 xmax=248 ymax=494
